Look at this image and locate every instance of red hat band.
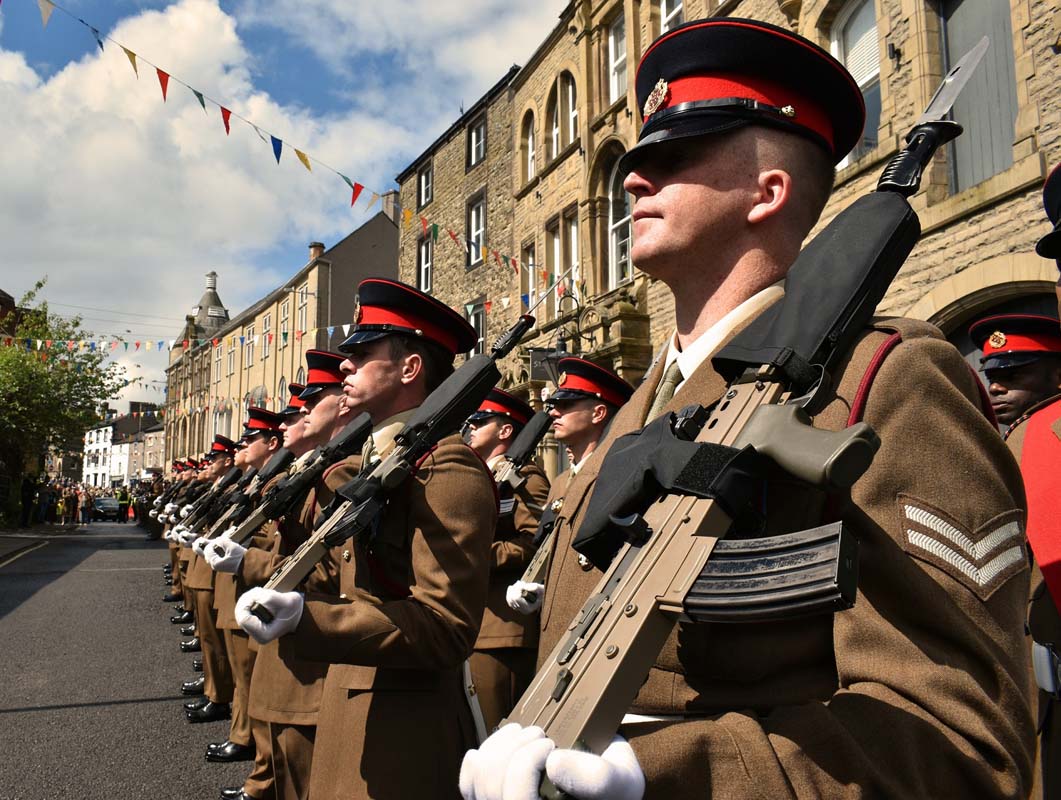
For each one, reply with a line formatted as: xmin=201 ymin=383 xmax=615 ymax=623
xmin=558 ymin=373 xmax=627 ymax=408
xmin=305 ymin=365 xmax=343 ymax=386
xmin=478 ymin=398 xmax=531 ymax=425
xmin=982 ymin=331 xmax=1061 ymax=358
xmin=644 ymin=72 xmax=833 ymax=154
xmin=246 ymin=418 xmax=277 ymax=431
xmin=358 ymin=305 xmax=461 ymax=355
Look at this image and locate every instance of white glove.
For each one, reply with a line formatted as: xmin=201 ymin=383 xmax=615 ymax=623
xmin=180 ymin=504 xmax=194 ymax=518
xmin=460 ymin=725 xmax=644 ymax=800
xmin=506 ymin=581 xmax=545 ymax=614
xmin=164 ymin=502 xmax=176 ymax=514
xmin=205 ymin=537 xmax=246 ymax=573
xmin=192 ymin=537 xmax=209 ymax=556
xmin=149 ymin=509 xmax=158 ymax=519
xmin=235 ymin=587 xmax=304 ymax=644
xmin=152 ymin=498 xmax=162 ymax=509
xmin=177 ymin=527 xmax=198 ymax=547
xmin=219 ymin=526 xmax=236 ymax=540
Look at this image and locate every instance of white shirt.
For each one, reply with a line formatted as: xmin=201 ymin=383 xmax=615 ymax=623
xmin=660 ymin=281 xmax=786 ymax=394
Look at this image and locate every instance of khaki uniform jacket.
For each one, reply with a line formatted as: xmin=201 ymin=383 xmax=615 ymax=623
xmin=185 ymin=480 xmax=243 ymax=592
xmin=537 ymin=317 xmax=1035 ymax=799
xmin=241 ymin=461 xmax=349 ymax=725
xmin=1005 ymin=395 xmax=1061 ymax=800
xmin=289 ymin=434 xmax=497 ymax=800
xmin=476 ymin=462 xmax=550 ymax=650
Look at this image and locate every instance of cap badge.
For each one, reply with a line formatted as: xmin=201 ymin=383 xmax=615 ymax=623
xmin=643 ymin=78 xmax=669 ymax=118
xmin=780 ymin=105 xmax=796 ymax=118
xmin=558 ymin=371 xmax=568 ymax=387
xmin=989 ymin=331 xmax=1007 ymax=349
xmin=342 ymin=549 xmax=351 ymax=562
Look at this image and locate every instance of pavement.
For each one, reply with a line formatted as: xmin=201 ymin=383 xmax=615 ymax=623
xmin=0 ymin=522 xmax=249 ymax=800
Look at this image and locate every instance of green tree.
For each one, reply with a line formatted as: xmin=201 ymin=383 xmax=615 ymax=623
xmin=0 ymin=280 xmax=128 ymax=520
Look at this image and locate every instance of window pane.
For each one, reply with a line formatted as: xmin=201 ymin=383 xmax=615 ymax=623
xmin=610 ymin=17 xmax=626 ymax=103
xmin=608 ymin=162 xmax=633 ymax=289
xmin=841 ymin=0 xmax=877 ymax=84
xmin=661 ymin=0 xmax=683 ymax=33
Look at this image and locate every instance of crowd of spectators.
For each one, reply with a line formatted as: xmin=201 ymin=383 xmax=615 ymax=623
xmin=16 ymin=476 xmax=150 ymax=528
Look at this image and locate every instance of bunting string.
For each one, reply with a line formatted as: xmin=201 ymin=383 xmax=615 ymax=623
xmin=24 ymin=0 xmax=526 ymax=274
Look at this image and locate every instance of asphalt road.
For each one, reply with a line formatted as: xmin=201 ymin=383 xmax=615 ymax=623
xmin=0 ymin=523 xmax=248 ymax=800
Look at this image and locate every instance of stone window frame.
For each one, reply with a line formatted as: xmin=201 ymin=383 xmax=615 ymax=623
xmin=829 ymin=0 xmax=881 ymax=169
xmin=245 ymin=324 xmax=255 ymax=368
xmin=520 ymin=238 xmax=537 ymax=311
xmin=279 ymin=300 xmax=290 ymax=350
xmin=417 ymin=162 xmax=433 ymax=210
xmin=546 ymin=71 xmax=580 ymax=163
xmin=465 ymin=295 xmax=487 ymax=356
xmin=520 ymin=109 xmax=537 ymax=184
xmin=466 ymin=189 xmax=487 ymax=269
xmin=417 ymin=235 xmax=434 ymax=294
xmin=213 ymin=338 xmax=222 ymax=386
xmin=607 ymin=13 xmax=627 ymax=106
xmin=467 ymin=114 xmax=488 ymax=170
xmin=659 ymin=0 xmax=684 ymax=34
xmin=262 ymin=312 xmax=272 ymax=360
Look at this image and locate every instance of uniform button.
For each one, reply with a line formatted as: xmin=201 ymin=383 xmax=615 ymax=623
xmin=551 ymin=499 xmax=564 ymax=512
xmin=342 ymin=549 xmax=351 ymax=562
xmin=339 ymin=593 xmax=348 ymax=600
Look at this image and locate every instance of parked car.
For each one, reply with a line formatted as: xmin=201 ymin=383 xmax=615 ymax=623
xmin=92 ymin=496 xmax=121 ymax=522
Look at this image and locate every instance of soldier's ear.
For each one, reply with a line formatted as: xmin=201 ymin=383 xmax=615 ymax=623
xmin=498 ymin=422 xmax=515 ymax=441
xmin=399 ymin=351 xmax=424 ymax=386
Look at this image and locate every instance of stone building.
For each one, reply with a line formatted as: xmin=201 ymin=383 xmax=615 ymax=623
xmin=396 ymin=0 xmax=1061 ymax=475
xmin=164 ymin=206 xmax=400 ymax=467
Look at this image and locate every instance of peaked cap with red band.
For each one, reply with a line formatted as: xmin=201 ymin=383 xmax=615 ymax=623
xmin=172 ymin=461 xmax=185 ymax=473
xmin=208 ymin=435 xmax=237 ymax=457
xmin=281 ymin=383 xmax=306 ymax=416
xmin=185 ymin=458 xmax=201 ymax=470
xmin=467 ymin=388 xmax=534 ymax=426
xmin=549 ymin=356 xmax=634 ymax=409
xmin=1036 ymin=163 xmax=1061 ymax=259
xmin=244 ymin=407 xmax=284 ymax=435
xmin=339 ymin=278 xmax=478 ymax=357
xmin=970 ymin=314 xmax=1061 ymax=371
xmin=299 ymin=351 xmax=346 ymax=400
xmin=619 ymin=18 xmax=865 ymax=175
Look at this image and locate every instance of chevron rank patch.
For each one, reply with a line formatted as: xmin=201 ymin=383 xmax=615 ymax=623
xmin=498 ymin=498 xmax=516 ymax=516
xmin=898 ymin=495 xmax=1025 ymax=600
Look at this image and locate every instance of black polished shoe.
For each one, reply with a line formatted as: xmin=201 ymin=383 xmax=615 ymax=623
xmin=163 ymin=564 xmax=172 ymax=573
xmin=171 ymin=610 xmax=193 ymax=624
xmin=192 ymin=657 xmax=203 ymax=672
xmin=206 ymin=740 xmax=254 ymax=763
xmin=219 ymin=788 xmax=253 ymax=800
xmin=184 ymin=696 xmax=210 ymax=711
xmin=164 ymin=578 xmax=173 ymax=586
xmin=180 ymin=637 xmax=201 ymax=653
xmin=185 ymin=701 xmax=230 ymax=723
xmin=162 ymin=592 xmax=182 ymax=603
xmin=179 ymin=624 xmax=196 ymax=636
xmin=181 ymin=676 xmax=205 ymax=695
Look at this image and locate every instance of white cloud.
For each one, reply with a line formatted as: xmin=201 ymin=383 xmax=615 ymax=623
xmin=0 ymin=0 xmax=565 ymax=413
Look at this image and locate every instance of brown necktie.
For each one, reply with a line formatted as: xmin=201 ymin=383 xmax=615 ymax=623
xmin=646 ymin=360 xmax=683 ymax=421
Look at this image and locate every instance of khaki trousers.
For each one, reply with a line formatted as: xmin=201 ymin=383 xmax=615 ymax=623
xmin=168 ymin=543 xmax=184 ymax=599
xmin=223 ymin=628 xmax=254 ymax=746
xmin=268 ymin=722 xmax=315 ymax=800
xmin=194 ymin=589 xmax=234 ymax=704
xmin=468 ymin=647 xmax=537 ymax=732
xmin=244 ymin=716 xmax=276 ymax=800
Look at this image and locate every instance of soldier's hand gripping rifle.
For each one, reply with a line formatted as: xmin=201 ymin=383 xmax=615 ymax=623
xmin=215 ymin=415 xmax=374 ymax=549
xmin=501 ymin=39 xmax=988 ymax=800
xmin=248 ymin=305 xmax=549 ymax=622
xmin=178 ymin=466 xmax=245 ymax=531
xmin=199 ymin=448 xmax=297 ymax=540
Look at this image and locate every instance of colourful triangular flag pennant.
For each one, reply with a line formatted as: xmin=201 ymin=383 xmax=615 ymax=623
xmin=121 ymin=47 xmax=139 ymax=78
xmin=271 ymin=136 xmax=282 ymax=164
xmin=156 ymin=68 xmax=170 ymax=101
xmin=402 ymin=208 xmax=413 ymax=228
xmin=295 ymin=149 xmax=312 ymax=171
xmin=365 ymin=193 xmax=380 ymax=212
xmin=431 ymin=224 xmax=439 ymax=242
xmin=38 ymin=0 xmax=54 ymax=29
xmin=350 ymin=182 xmax=364 ymax=207
xmin=192 ymin=89 xmax=206 ymax=112
xmin=89 ymin=27 xmax=104 ymax=52
xmin=220 ymin=106 xmax=232 ymax=135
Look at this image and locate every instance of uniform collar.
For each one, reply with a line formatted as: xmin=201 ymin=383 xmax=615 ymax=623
xmin=363 ymin=409 xmax=416 ymax=465
xmin=662 ymin=280 xmax=786 ymax=391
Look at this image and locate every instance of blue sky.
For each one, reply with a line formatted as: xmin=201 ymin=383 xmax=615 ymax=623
xmin=0 ymin=0 xmax=564 ymax=407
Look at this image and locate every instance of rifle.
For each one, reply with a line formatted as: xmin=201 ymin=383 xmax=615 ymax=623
xmin=200 ymin=449 xmax=296 ymax=540
xmin=249 ymin=309 xmax=544 ymax=620
xmin=218 ymin=414 xmax=373 ymax=548
xmin=492 ymin=410 xmax=553 ymax=491
xmin=178 ymin=466 xmax=244 ymax=531
xmin=502 ymin=39 xmax=988 ymax=799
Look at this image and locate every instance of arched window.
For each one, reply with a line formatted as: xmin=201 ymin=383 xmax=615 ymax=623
xmin=607 ymin=160 xmax=633 ymax=290
xmin=830 ymin=0 xmax=880 ymax=166
xmin=295 ymin=366 xmax=305 ymax=384
xmin=521 ymin=111 xmax=536 ymax=184
xmin=546 ymin=72 xmax=578 ymax=162
xmin=277 ymin=377 xmax=287 ymax=412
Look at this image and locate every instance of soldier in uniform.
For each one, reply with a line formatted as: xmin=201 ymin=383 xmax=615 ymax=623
xmin=463 ymin=389 xmax=551 ymax=730
xmin=208 ymin=351 xmax=352 ymax=800
xmin=162 ymin=461 xmax=191 ymax=605
xmin=233 ymin=278 xmax=498 ymax=800
xmin=1000 ymin=164 xmax=1061 ymax=798
xmin=506 ymin=357 xmax=633 ymax=618
xmin=461 ymin=19 xmax=1034 ymax=800
xmin=205 ymin=408 xmax=287 ymax=765
xmin=182 ymin=436 xmax=239 ymax=723
xmin=969 ymin=314 xmax=1061 ymax=428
